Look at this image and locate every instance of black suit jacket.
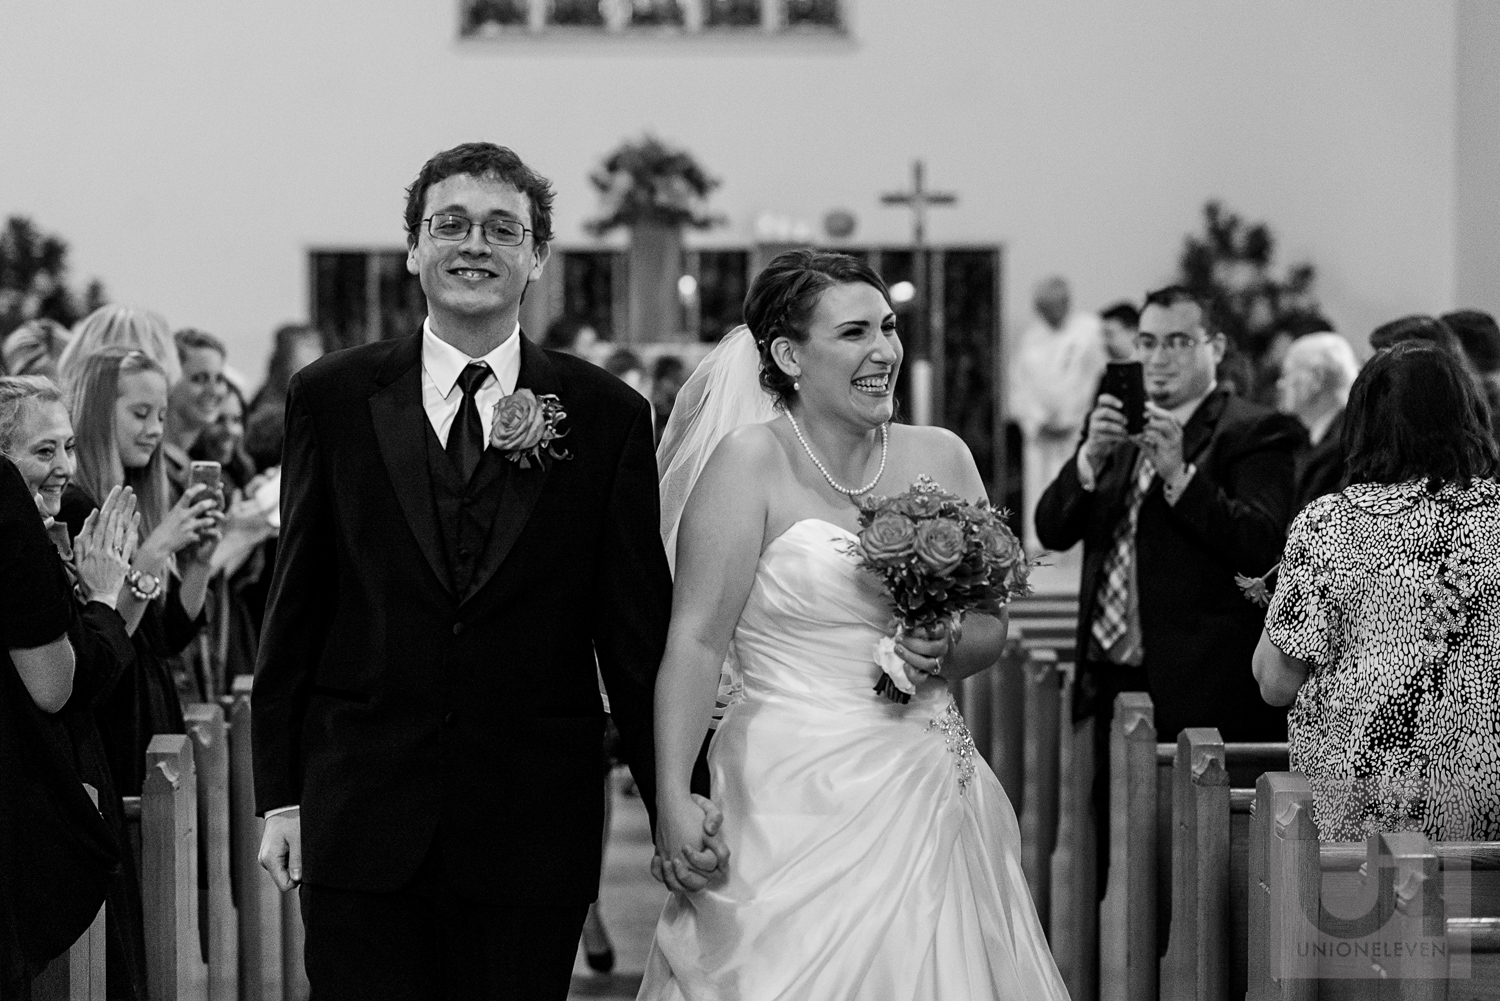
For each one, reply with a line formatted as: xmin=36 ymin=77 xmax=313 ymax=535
xmin=252 ymin=332 xmax=671 ymax=905
xmin=1034 ymin=388 xmax=1304 ymax=742
xmin=1292 ymin=410 xmax=1345 ymax=514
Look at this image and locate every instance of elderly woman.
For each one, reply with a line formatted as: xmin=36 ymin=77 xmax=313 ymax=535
xmin=1254 ymin=341 xmax=1500 ymax=841
xmin=0 ymin=376 xmax=147 ymax=997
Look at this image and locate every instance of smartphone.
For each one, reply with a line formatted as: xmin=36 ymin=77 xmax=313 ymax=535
xmin=188 ymin=460 xmax=223 ymax=509
xmin=1100 ymin=361 xmax=1146 ymax=435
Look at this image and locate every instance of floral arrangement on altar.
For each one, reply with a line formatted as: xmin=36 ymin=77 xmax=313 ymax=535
xmin=846 ymin=476 xmax=1033 ymax=703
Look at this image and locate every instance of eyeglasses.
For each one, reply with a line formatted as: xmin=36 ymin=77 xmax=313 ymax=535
xmin=1133 ymin=332 xmax=1208 ymax=356
xmin=421 ymin=214 xmax=533 ymax=247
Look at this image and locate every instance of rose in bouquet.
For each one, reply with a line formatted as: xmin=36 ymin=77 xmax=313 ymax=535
xmin=847 ymin=475 xmax=1033 ymax=703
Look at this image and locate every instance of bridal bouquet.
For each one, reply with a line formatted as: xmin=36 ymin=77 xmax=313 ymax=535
xmin=846 ymin=476 xmax=1033 ymax=703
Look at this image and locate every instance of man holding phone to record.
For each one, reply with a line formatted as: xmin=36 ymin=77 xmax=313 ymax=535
xmin=1034 ymin=285 xmax=1303 ymax=894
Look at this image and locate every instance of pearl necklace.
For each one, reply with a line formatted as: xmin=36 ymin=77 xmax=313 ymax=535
xmin=785 ymin=412 xmax=889 ymax=497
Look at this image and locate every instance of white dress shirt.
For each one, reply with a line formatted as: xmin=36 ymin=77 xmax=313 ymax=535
xmin=263 ymin=318 xmax=524 ymax=821
xmin=421 ymin=318 xmax=522 ymax=446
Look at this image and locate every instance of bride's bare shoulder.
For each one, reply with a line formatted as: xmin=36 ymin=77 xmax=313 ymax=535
xmin=888 ymin=423 xmax=985 ymax=496
xmin=696 ymin=419 xmax=791 ymax=494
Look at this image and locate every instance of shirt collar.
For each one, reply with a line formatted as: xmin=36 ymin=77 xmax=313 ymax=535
xmin=421 ymin=318 xmax=521 ymax=398
xmin=1307 ymin=407 xmax=1341 ymax=446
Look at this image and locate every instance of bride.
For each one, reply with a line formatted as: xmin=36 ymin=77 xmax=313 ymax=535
xmin=637 ymin=250 xmax=1071 ymax=1000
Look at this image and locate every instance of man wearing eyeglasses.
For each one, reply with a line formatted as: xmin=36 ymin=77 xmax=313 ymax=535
xmin=250 ymin=143 xmax=719 ymax=999
xmin=1035 ymin=285 xmax=1303 ymax=896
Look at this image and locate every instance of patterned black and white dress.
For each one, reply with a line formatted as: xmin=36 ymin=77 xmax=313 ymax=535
xmin=1266 ymin=478 xmax=1500 ymax=841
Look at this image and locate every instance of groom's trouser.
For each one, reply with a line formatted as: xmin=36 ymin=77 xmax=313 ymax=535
xmin=299 ymin=841 xmax=588 ymax=1001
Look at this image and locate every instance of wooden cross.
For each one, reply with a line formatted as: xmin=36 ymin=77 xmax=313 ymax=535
xmin=880 ymin=160 xmax=957 ymax=249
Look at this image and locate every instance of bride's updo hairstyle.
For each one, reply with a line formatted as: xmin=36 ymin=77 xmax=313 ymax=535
xmin=743 ymin=249 xmax=892 ymax=406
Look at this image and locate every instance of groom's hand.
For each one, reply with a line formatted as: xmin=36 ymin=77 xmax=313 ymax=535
xmin=652 ymin=794 xmax=731 ymax=893
xmin=258 ymin=810 xmax=303 ymax=891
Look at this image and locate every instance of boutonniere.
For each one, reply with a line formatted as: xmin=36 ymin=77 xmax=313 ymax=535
xmin=1235 ymin=562 xmax=1279 ymax=608
xmin=489 ymin=389 xmax=571 ymax=469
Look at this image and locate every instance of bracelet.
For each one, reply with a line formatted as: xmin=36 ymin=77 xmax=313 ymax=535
xmin=126 ymin=569 xmax=163 ymax=602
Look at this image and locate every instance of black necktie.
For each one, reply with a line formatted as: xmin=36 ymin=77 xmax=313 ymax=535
xmin=445 ymin=362 xmax=491 ymax=483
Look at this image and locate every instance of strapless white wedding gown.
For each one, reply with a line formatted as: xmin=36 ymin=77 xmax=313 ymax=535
xmin=638 ymin=520 xmax=1071 ymax=1000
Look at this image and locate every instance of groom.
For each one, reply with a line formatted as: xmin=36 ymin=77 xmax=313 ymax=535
xmin=253 ymin=143 xmax=718 ymax=999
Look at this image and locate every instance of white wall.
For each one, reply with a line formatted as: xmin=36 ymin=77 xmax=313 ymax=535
xmin=1456 ymin=0 xmax=1500 ymax=317
xmin=0 ymin=1 xmax=1462 ymax=378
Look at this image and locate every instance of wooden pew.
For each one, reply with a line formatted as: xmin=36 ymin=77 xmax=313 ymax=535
xmin=142 ymin=734 xmax=210 ymax=1001
xmin=33 ymin=785 xmax=108 ymax=1001
xmin=955 ymin=634 xmax=1027 ymax=805
xmin=226 ymin=676 xmax=309 ymax=1001
xmin=1019 ymin=646 xmax=1062 ymax=926
xmin=185 ymin=703 xmax=238 ymax=1001
xmin=1049 ymin=667 xmax=1097 ymax=1001
xmin=1248 ymin=773 xmax=1500 ymax=1001
xmin=1099 ymin=693 xmax=1158 ymax=1001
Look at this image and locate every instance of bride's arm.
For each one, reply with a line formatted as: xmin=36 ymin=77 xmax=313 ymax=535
xmin=654 ymin=426 xmax=775 ymax=892
xmin=895 ymin=427 xmax=1013 ymax=682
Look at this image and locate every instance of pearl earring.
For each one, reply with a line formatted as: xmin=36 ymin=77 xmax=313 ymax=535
xmin=793 ymin=379 xmax=800 ymax=391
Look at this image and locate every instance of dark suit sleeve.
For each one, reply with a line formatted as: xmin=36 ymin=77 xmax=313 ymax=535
xmin=591 ymin=397 xmax=670 ymax=831
xmin=1165 ymin=412 xmax=1302 ymax=576
xmin=1034 ymin=448 xmax=1096 ymax=552
xmin=252 ymin=375 xmax=337 ymax=814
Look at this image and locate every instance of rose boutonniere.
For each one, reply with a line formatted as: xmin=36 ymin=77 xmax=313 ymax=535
xmin=489 ymin=389 xmax=571 ymax=469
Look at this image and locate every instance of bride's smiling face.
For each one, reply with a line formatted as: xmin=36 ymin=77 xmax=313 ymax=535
xmin=776 ymin=282 xmax=902 ymax=428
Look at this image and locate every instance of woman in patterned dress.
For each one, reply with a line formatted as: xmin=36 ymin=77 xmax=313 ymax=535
xmin=1254 ymin=340 xmax=1500 ymax=841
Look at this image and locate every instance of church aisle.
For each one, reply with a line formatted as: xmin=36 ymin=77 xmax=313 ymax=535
xmin=569 ymin=771 xmax=667 ymax=999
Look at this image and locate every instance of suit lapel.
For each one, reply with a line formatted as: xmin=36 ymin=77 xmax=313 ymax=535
xmin=368 ymin=334 xmax=453 ymax=598
xmin=1181 ymin=387 xmax=1230 ymax=465
xmin=462 ymin=335 xmax=561 ymax=605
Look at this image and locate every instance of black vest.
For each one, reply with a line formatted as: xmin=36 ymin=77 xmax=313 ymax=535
xmin=423 ymin=416 xmax=508 ymax=598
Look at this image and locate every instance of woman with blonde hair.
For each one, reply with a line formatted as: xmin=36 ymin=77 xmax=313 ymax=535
xmin=61 ymin=348 xmax=220 ymax=797
xmin=58 ymin=305 xmax=179 ymax=389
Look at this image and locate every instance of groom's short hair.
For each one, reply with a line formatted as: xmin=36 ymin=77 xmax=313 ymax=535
xmin=404 ymin=143 xmax=555 ymax=251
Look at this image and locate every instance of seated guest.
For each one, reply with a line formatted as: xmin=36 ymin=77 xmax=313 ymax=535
xmin=0 ymin=452 xmax=118 ymax=997
xmin=1255 ymin=341 xmax=1500 ymax=841
xmin=650 ymin=354 xmax=687 ymax=445
xmin=1099 ymin=301 xmax=1139 ymax=363
xmin=1443 ymin=308 xmax=1500 ymax=440
xmin=542 ymin=314 xmax=600 ymax=359
xmin=190 ymin=379 xmax=257 ymax=492
xmin=245 ymin=323 xmax=324 ymax=472
xmin=0 ymin=376 xmax=149 ymax=998
xmin=1037 ymin=285 xmax=1302 ymax=889
xmin=1276 ymin=332 xmax=1361 ymax=512
xmin=63 ymin=349 xmax=221 ymax=796
xmin=2 ymin=319 xmax=71 ymax=379
xmin=163 ymin=329 xmax=227 ymax=492
xmin=57 ymin=305 xmax=179 ymax=389
xmin=603 ymin=347 xmax=649 ymax=398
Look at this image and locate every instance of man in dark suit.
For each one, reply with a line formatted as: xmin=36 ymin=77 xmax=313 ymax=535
xmin=252 ymin=143 xmax=719 ymax=1000
xmin=1036 ymin=286 xmax=1302 ymax=873
xmin=1276 ymin=331 xmax=1361 ymax=513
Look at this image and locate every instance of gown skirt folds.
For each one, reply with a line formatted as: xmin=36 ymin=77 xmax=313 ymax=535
xmin=639 ymin=519 xmax=1070 ymax=1000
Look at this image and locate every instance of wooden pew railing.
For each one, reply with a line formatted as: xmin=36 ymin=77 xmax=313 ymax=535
xmin=1248 ymin=773 xmax=1500 ymax=1001
xmin=143 ymin=734 xmax=211 ymax=1001
xmin=1095 ymin=691 xmax=1289 ymax=1001
xmin=81 ymin=678 xmax=309 ymax=1001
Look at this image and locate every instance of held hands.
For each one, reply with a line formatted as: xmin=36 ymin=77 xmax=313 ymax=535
xmin=1082 ymin=396 xmax=1185 ymax=481
xmin=652 ymin=793 xmax=731 ymax=894
xmin=74 ymin=486 xmax=140 ymax=606
xmin=258 ymin=809 xmax=302 ymax=891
